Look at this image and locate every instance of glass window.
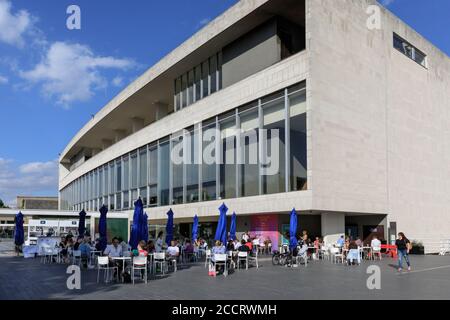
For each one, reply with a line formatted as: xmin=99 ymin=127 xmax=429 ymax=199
xmin=172 ymin=133 xmax=184 ymax=205
xmin=219 ymin=112 xmax=236 ymax=199
xmin=218 ymin=52 xmax=223 ymax=90
xmin=140 ymin=187 xmax=148 ymax=206
xmin=110 ymin=162 xmax=115 ymax=194
xmin=139 ymin=148 xmax=147 ymax=187
xmin=262 ymin=93 xmax=286 ymax=195
xmin=104 ymin=166 xmax=109 ymax=196
xmin=116 ymin=193 xmax=122 ymax=211
xmin=123 ymin=156 xmax=129 ymax=191
xmin=239 ymin=104 xmax=259 ymax=197
xmin=109 ymin=195 xmax=115 ymax=211
xmin=289 ymin=87 xmax=307 ymax=191
xmin=202 ymin=60 xmax=209 ymax=98
xmin=98 ymin=168 xmax=103 ymax=197
xmin=123 ymin=191 xmax=129 ymax=209
xmin=202 ymin=120 xmax=217 ymax=201
xmin=210 ymin=55 xmax=217 ymax=94
xmin=175 ymin=77 xmax=182 ymax=111
xmin=116 ymin=160 xmax=122 ymax=192
xmin=181 ymin=73 xmax=188 ymax=109
xmin=149 ymin=145 xmax=158 ymax=206
xmin=131 ymin=152 xmax=138 ymax=189
xmin=159 ymin=140 xmax=170 ymax=206
xmin=194 ymin=65 xmax=202 ymax=101
xmin=186 ymin=126 xmax=199 ymax=203
xmin=188 ymin=70 xmax=194 ymax=106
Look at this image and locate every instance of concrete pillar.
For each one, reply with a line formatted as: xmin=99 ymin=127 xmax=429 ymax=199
xmin=101 ymin=139 xmax=113 ymax=150
xmin=321 ymin=212 xmax=345 ymax=245
xmin=114 ymin=129 xmax=127 ymax=143
xmin=91 ymin=148 xmax=102 ymax=157
xmin=131 ymin=117 xmax=145 ymax=133
xmin=154 ymin=102 xmax=168 ymax=121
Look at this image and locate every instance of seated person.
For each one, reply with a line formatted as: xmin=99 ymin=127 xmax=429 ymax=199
xmin=233 ymin=239 xmax=241 ymax=251
xmin=245 ymin=240 xmax=253 ymax=252
xmin=104 ymin=237 xmax=124 ymax=276
xmin=226 ymin=240 xmax=235 ymax=252
xmin=211 ymin=241 xmax=226 ymax=273
xmin=336 ymin=235 xmax=345 ymax=248
xmin=78 ymin=239 xmax=91 ymax=268
xmin=184 ymin=239 xmax=194 ymax=254
xmin=147 ymin=240 xmax=155 ymax=254
xmin=371 ymin=236 xmax=381 ymax=249
xmin=347 ymin=241 xmax=360 ymax=265
xmin=355 ymin=237 xmax=363 ymax=247
xmin=132 ymin=240 xmax=148 ymax=257
xmin=167 ymin=240 xmax=180 ymax=259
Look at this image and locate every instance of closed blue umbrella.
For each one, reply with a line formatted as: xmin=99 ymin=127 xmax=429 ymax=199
xmin=98 ymin=205 xmax=108 ymax=252
xmin=14 ymin=212 xmax=24 ymax=247
xmin=192 ymin=215 xmax=199 ymax=241
xmin=214 ymin=203 xmax=228 ymax=245
xmin=78 ymin=210 xmax=86 ymax=237
xmin=165 ymin=209 xmax=174 ymax=246
xmin=129 ymin=198 xmax=143 ymax=250
xmin=141 ymin=212 xmax=149 ymax=243
xmin=229 ymin=212 xmax=237 ymax=241
xmin=289 ymin=208 xmax=298 ymax=251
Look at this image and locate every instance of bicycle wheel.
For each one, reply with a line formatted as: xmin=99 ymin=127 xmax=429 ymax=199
xmin=272 ymin=254 xmax=280 ymax=265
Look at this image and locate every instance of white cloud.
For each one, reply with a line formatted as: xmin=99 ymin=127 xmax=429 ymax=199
xmin=0 ymin=158 xmax=58 ymax=208
xmin=0 ymin=74 xmax=7 ymax=84
xmin=20 ymin=42 xmax=135 ymax=107
xmin=112 ymin=76 xmax=124 ymax=87
xmin=0 ymin=0 xmax=33 ymax=47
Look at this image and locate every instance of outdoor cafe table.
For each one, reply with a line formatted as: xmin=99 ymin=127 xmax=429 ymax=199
xmin=111 ymin=256 xmax=132 ymax=282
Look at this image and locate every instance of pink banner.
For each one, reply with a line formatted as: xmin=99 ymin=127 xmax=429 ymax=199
xmin=249 ymin=214 xmax=278 ymax=252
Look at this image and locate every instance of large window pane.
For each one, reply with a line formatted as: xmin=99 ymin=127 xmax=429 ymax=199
xmin=140 ymin=187 xmax=148 ymax=206
xmin=262 ymin=93 xmax=286 ymax=195
xmin=289 ymin=88 xmax=307 ymax=191
xmin=181 ymin=73 xmax=187 ymax=109
xmin=116 ymin=160 xmax=122 ymax=192
xmin=103 ymin=166 xmax=109 ymax=197
xmin=159 ymin=140 xmax=170 ymax=206
xmin=201 ymin=60 xmax=209 ymax=98
xmin=194 ymin=65 xmax=201 ymax=101
xmin=110 ymin=162 xmax=115 ymax=194
xmin=210 ymin=55 xmax=217 ymax=94
xmin=239 ymin=105 xmax=259 ymax=197
xmin=131 ymin=152 xmax=138 ymax=189
xmin=171 ymin=134 xmax=184 ymax=205
xmin=188 ymin=70 xmax=194 ymax=106
xmin=202 ymin=120 xmax=216 ymax=201
xmin=220 ymin=112 xmax=236 ymax=199
xmin=186 ymin=127 xmax=199 ymax=203
xmin=123 ymin=156 xmax=129 ymax=191
xmin=148 ymin=145 xmax=158 ymax=206
xmin=139 ymin=148 xmax=147 ymax=187
xmin=175 ymin=77 xmax=182 ymax=111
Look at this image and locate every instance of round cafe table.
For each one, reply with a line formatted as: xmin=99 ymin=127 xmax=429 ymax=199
xmin=111 ymin=256 xmax=132 ymax=282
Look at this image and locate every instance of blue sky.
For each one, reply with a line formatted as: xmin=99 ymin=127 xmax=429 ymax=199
xmin=0 ymin=0 xmax=449 ymax=207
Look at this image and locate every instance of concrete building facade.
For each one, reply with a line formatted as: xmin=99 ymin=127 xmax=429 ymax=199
xmin=58 ymin=0 xmax=450 ymax=252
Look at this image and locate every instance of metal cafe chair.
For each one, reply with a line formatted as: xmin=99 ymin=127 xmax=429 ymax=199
xmin=97 ymin=256 xmax=118 ymax=284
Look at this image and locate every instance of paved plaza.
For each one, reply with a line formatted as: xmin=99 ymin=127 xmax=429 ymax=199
xmin=1 ymin=250 xmax=450 ymax=300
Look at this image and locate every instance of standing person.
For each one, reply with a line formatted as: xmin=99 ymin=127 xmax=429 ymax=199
xmin=242 ymin=231 xmax=250 ymax=242
xmin=395 ymin=232 xmax=412 ymax=272
xmin=155 ymin=231 xmax=164 ymax=252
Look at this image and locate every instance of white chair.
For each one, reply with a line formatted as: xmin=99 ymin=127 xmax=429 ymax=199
xmin=248 ymin=249 xmax=259 ymax=268
xmin=72 ymin=250 xmax=82 ymax=266
xmin=237 ymin=251 xmax=248 ymax=270
xmin=214 ymin=254 xmax=228 ymax=276
xmin=330 ymin=247 xmax=344 ymax=264
xmin=227 ymin=251 xmax=236 ymax=269
xmin=371 ymin=246 xmax=382 ymax=260
xmin=153 ymin=252 xmax=167 ymax=275
xmin=97 ymin=256 xmax=118 ymax=283
xmin=204 ymin=249 xmax=212 ymax=268
xmin=295 ymin=246 xmax=308 ymax=267
xmin=131 ymin=256 xmax=148 ymax=284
